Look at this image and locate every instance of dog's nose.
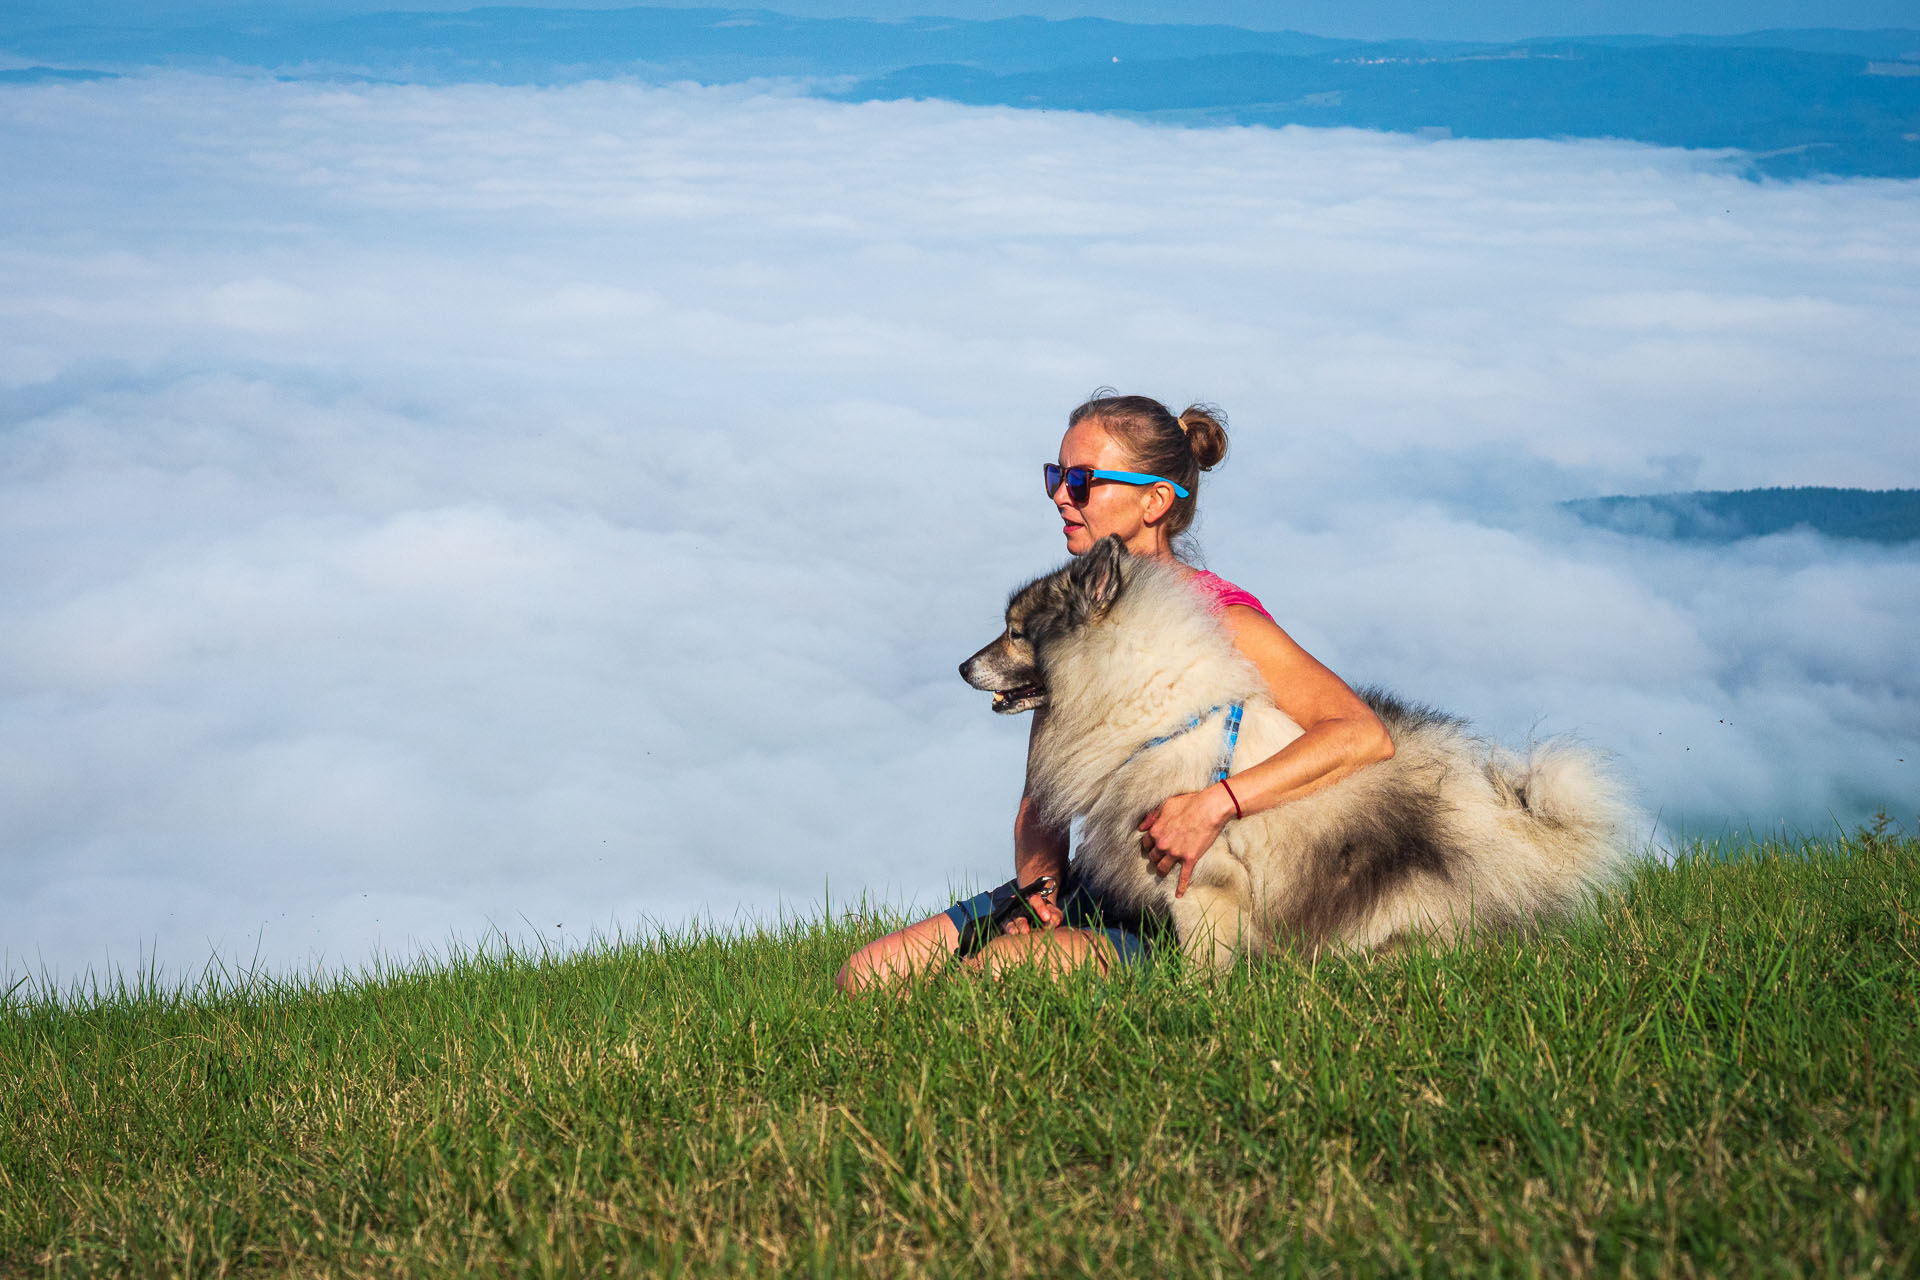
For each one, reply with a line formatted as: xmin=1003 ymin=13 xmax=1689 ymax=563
xmin=957 ymin=660 xmax=971 ymax=682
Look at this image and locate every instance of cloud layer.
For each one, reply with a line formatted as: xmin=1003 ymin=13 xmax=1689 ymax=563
xmin=2 ymin=76 xmax=1916 ymax=984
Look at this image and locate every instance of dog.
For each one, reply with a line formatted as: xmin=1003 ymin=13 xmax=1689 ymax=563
xmin=959 ymin=534 xmax=1637 ymax=969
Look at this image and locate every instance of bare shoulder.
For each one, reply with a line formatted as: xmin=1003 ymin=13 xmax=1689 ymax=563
xmin=1219 ymin=604 xmax=1379 ymax=730
xmin=1219 ymin=602 xmax=1307 ymax=661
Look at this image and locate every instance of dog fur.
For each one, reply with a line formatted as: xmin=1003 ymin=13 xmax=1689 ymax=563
xmin=959 ymin=535 xmax=1637 ymax=969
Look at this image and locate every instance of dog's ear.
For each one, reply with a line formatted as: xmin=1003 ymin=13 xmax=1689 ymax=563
xmin=1068 ymin=534 xmax=1126 ymax=619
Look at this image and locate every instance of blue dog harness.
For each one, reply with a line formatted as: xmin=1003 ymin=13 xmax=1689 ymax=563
xmin=1123 ymin=701 xmax=1244 ymax=784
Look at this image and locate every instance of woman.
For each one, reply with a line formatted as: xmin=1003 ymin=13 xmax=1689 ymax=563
xmin=835 ymin=394 xmax=1394 ymax=992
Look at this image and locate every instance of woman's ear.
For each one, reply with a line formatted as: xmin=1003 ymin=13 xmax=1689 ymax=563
xmin=1142 ymin=481 xmax=1175 ymax=525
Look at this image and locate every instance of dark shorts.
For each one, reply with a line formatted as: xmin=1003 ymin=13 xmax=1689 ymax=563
xmin=943 ymin=874 xmax=1154 ymax=966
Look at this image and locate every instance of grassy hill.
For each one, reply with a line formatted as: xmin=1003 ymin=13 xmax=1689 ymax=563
xmin=4 ymin=823 xmax=1917 ymax=1276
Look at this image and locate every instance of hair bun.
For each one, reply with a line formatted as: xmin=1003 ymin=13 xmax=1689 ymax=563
xmin=1177 ymin=404 xmax=1229 ymax=470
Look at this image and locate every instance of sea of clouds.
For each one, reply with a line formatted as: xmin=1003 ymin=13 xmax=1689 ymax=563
xmin=2 ymin=75 xmax=1916 ymax=985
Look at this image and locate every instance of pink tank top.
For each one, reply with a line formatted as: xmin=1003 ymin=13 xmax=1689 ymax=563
xmin=1186 ymin=569 xmax=1274 ymax=623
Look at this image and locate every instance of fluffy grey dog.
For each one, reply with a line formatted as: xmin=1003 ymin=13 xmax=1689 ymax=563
xmin=959 ymin=535 xmax=1637 ymax=969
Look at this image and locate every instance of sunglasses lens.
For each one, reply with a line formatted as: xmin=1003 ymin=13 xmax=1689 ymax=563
xmin=1045 ymin=463 xmax=1093 ymax=503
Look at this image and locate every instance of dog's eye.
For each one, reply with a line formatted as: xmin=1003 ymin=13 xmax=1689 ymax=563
xmin=1008 ymin=626 xmax=1025 ymax=642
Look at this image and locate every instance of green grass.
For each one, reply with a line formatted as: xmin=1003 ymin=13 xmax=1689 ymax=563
xmin=4 ymin=824 xmax=1918 ymax=1278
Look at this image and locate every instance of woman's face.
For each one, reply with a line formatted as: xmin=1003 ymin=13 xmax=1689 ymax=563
xmin=1053 ymin=419 xmax=1168 ymax=558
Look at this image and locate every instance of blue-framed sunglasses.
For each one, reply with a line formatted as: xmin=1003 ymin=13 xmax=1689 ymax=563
xmin=1044 ymin=463 xmax=1190 ymax=505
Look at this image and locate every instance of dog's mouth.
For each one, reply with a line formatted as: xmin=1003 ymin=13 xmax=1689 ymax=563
xmin=990 ymin=684 xmax=1047 ymax=715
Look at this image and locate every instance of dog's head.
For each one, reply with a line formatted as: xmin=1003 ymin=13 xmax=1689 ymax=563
xmin=958 ymin=534 xmax=1128 ymax=714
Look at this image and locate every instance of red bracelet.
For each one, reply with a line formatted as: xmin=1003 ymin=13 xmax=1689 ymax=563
xmin=1221 ymin=778 xmax=1243 ymax=821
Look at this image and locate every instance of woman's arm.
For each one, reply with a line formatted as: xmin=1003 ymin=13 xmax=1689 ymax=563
xmin=1214 ymin=604 xmax=1395 ymax=808
xmin=1011 ymin=710 xmax=1072 ymax=928
xmin=1138 ymin=605 xmax=1394 ymax=896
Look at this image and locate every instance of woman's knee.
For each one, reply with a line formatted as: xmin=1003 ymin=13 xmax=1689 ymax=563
xmin=832 ymin=949 xmax=873 ymax=995
xmin=834 ymin=936 xmax=897 ymax=995
xmin=835 ymin=913 xmax=959 ymax=994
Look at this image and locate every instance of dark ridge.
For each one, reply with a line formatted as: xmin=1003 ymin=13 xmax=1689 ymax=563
xmin=1563 ymin=487 xmax=1920 ymax=545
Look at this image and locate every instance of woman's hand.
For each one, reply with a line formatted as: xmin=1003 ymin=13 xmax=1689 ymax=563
xmin=1138 ymin=784 xmax=1237 ymax=897
xmin=1000 ymin=894 xmax=1065 ymax=934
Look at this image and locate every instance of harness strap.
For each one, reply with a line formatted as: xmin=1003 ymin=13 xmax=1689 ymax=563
xmin=1214 ymin=702 xmax=1243 ymax=784
xmin=1122 ymin=700 xmax=1245 ymax=787
xmin=1128 ymin=704 xmax=1222 ymax=762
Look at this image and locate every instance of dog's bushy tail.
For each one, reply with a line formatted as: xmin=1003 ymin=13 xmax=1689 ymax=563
xmin=1485 ymin=739 xmax=1640 ymax=902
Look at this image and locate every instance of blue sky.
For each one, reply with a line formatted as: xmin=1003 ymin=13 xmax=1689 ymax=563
xmin=10 ymin=0 xmax=1918 ymax=40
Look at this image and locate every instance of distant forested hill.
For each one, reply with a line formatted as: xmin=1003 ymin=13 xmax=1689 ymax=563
xmin=3 ymin=7 xmax=1918 ymax=179
xmin=0 ymin=9 xmax=1356 ymax=82
xmin=845 ymin=40 xmax=1920 ymax=179
xmin=1564 ymin=487 xmax=1920 ymax=544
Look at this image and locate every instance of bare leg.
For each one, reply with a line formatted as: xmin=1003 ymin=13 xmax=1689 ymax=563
xmin=969 ymin=927 xmax=1118 ymax=978
xmin=835 ymin=911 xmax=961 ymax=995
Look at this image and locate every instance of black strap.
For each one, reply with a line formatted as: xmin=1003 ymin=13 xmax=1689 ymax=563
xmin=953 ymin=875 xmax=1057 ymax=960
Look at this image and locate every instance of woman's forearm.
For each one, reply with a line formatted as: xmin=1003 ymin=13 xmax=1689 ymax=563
xmin=1014 ymin=710 xmax=1071 ymax=883
xmin=1215 ymin=712 xmax=1394 ymax=823
xmin=1014 ymin=790 xmax=1071 ymax=883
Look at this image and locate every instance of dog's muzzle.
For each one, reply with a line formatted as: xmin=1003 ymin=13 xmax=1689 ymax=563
xmin=986 ymin=684 xmax=1046 ymax=714
xmin=958 ymin=654 xmax=1047 ymax=715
